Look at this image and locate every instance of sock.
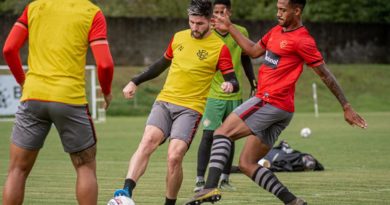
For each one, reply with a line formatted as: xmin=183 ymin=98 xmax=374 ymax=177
xmin=197 ymin=130 xmax=214 ymax=177
xmin=204 ymin=135 xmax=232 ymax=189
xmin=220 ymin=173 xmax=229 ymax=181
xmin=196 ymin=176 xmax=205 ymax=182
xmin=222 ymin=141 xmax=235 ymax=175
xmin=251 ymin=166 xmax=296 ymax=204
xmin=165 ymin=197 xmax=176 ymax=205
xmin=124 ymin=178 xmax=136 ymax=197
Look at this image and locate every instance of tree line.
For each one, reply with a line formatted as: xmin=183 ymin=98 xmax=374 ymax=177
xmin=1 ymin=0 xmax=389 ymax=23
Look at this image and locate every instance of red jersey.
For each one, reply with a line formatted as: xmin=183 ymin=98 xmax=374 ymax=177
xmin=256 ymin=25 xmax=324 ymax=112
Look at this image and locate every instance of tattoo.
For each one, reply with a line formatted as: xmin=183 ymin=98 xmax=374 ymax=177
xmin=70 ymin=145 xmax=96 ymax=167
xmin=313 ymin=64 xmax=348 ymax=107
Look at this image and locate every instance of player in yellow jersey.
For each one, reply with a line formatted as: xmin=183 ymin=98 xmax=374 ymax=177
xmin=2 ymin=0 xmax=114 ymax=204
xmin=112 ymin=0 xmax=238 ymax=204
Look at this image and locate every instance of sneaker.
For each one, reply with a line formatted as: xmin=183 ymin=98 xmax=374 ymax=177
xmin=219 ymin=179 xmax=236 ymax=191
xmin=285 ymin=197 xmax=307 ymax=205
xmin=193 ymin=180 xmax=205 ymax=193
xmin=185 ymin=188 xmax=222 ymax=205
xmin=113 ymin=189 xmax=130 ymax=197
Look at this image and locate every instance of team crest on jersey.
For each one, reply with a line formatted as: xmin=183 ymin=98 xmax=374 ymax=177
xmin=264 ymin=50 xmax=280 ymax=69
xmin=197 ymin=50 xmax=208 ymax=60
xmin=280 ymin=40 xmax=288 ymax=49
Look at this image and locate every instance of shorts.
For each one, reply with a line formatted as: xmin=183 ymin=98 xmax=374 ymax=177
xmin=12 ymin=100 xmax=96 ymax=153
xmin=233 ymin=97 xmax=293 ymax=147
xmin=146 ymin=101 xmax=202 ymax=145
xmin=202 ymin=98 xmax=242 ymax=130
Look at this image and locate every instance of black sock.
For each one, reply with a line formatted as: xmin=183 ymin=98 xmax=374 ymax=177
xmin=251 ymin=166 xmax=296 ymax=203
xmin=165 ymin=197 xmax=176 ymax=205
xmin=204 ymin=135 xmax=232 ymax=189
xmin=124 ymin=178 xmax=136 ymax=197
xmin=222 ymin=141 xmax=235 ymax=175
xmin=197 ymin=130 xmax=214 ymax=177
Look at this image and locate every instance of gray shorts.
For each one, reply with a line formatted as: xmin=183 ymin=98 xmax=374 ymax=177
xmin=12 ymin=100 xmax=96 ymax=153
xmin=233 ymin=97 xmax=293 ymax=147
xmin=146 ymin=101 xmax=202 ymax=145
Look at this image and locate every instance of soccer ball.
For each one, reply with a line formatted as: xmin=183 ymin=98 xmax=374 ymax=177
xmin=300 ymin=127 xmax=311 ymax=138
xmin=107 ymin=196 xmax=135 ymax=205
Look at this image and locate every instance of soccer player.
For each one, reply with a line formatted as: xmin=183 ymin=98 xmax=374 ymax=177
xmin=113 ymin=0 xmax=238 ymax=204
xmin=193 ymin=0 xmax=256 ymax=193
xmin=186 ymin=0 xmax=368 ymax=204
xmin=2 ymin=0 xmax=114 ymax=204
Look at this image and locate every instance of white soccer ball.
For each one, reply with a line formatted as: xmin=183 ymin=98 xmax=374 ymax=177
xmin=300 ymin=127 xmax=311 ymax=138
xmin=107 ymin=196 xmax=135 ymax=205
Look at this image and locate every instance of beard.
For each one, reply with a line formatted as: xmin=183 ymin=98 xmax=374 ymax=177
xmin=191 ymin=28 xmax=209 ymax=39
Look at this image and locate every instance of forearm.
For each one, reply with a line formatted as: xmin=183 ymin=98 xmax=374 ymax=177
xmin=91 ymin=43 xmax=114 ymax=95
xmin=222 ymin=72 xmax=239 ymax=93
xmin=131 ymin=56 xmax=171 ymax=85
xmin=313 ymin=64 xmax=349 ymax=110
xmin=241 ymin=55 xmax=256 ymax=88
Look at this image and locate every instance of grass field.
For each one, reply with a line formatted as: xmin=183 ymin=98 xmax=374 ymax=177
xmin=1 ymin=112 xmax=390 ymax=205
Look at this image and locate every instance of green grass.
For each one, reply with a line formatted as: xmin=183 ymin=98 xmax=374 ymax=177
xmin=1 ymin=112 xmax=390 ymax=204
xmin=105 ymin=64 xmax=390 ymax=116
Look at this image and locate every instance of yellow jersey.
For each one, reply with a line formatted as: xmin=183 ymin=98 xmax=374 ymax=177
xmin=157 ymin=29 xmax=233 ymax=113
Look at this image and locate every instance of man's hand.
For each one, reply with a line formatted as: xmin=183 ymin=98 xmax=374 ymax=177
xmin=343 ymin=104 xmax=368 ymax=129
xmin=213 ymin=8 xmax=233 ymax=33
xmin=123 ymin=81 xmax=137 ymax=99
xmin=250 ymin=86 xmax=257 ymax=97
xmin=221 ymin=82 xmax=234 ymax=93
xmin=103 ymin=93 xmax=112 ymax=110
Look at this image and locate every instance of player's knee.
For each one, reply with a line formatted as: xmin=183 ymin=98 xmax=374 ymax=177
xmin=167 ymin=152 xmax=184 ymax=169
xmin=238 ymin=159 xmax=253 ymax=175
xmin=70 ymin=145 xmax=96 ymax=167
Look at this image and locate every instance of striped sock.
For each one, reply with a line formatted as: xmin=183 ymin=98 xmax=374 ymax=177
xmin=204 ymin=135 xmax=232 ymax=189
xmin=251 ymin=166 xmax=296 ymax=204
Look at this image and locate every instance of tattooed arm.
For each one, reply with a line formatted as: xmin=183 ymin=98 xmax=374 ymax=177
xmin=312 ymin=64 xmax=367 ymax=129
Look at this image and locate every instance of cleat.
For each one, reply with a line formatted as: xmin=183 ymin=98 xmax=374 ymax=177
xmin=113 ymin=189 xmax=130 ymax=197
xmin=185 ymin=188 xmax=222 ymax=205
xmin=218 ymin=179 xmax=236 ymax=191
xmin=193 ymin=180 xmax=205 ymax=193
xmin=285 ymin=197 xmax=307 ymax=205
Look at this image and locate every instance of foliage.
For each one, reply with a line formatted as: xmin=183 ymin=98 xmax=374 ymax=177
xmin=0 ymin=0 xmax=389 ymax=23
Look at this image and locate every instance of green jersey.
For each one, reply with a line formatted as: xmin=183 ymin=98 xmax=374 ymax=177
xmin=208 ymin=24 xmax=249 ymax=100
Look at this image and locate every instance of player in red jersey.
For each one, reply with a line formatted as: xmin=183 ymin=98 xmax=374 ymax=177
xmin=185 ymin=0 xmax=367 ymax=204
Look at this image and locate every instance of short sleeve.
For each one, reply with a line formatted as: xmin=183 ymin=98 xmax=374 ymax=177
xmin=164 ymin=36 xmax=174 ymax=60
xmin=89 ymin=11 xmax=107 ymax=43
xmin=297 ymin=37 xmax=324 ymax=67
xmin=17 ymin=6 xmax=29 ymax=27
xmin=258 ymin=29 xmax=273 ymax=49
xmin=217 ymin=45 xmax=234 ymax=74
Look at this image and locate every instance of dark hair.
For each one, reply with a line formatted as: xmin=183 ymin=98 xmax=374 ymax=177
xmin=213 ymin=0 xmax=231 ymax=9
xmin=187 ymin=0 xmax=213 ymax=18
xmin=289 ymin=0 xmax=306 ymax=10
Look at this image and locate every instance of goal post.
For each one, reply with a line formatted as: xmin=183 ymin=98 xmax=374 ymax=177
xmin=0 ymin=65 xmax=105 ymax=122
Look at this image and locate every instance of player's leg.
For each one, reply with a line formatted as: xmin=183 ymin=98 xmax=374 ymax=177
xmin=195 ymin=98 xmax=225 ymax=192
xmin=125 ymin=125 xmax=165 ymax=185
xmin=219 ymin=99 xmax=241 ymax=191
xmin=219 ymin=140 xmax=235 ymax=191
xmin=2 ymin=144 xmax=39 ymax=205
xmin=165 ymin=139 xmax=189 ymax=204
xmin=195 ymin=130 xmax=213 ymax=192
xmin=166 ymin=103 xmax=202 ymax=205
xmin=117 ymin=101 xmax=171 ymax=198
xmin=3 ymin=100 xmax=51 ymax=205
xmin=70 ymin=145 xmax=97 ymax=205
xmin=50 ymin=102 xmax=99 ymax=205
